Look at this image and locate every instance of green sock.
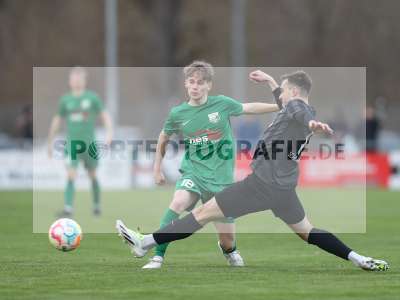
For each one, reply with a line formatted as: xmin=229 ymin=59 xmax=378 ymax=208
xmin=64 ymin=180 xmax=75 ymax=211
xmin=92 ymin=178 xmax=100 ymax=209
xmin=154 ymin=208 xmax=180 ymax=257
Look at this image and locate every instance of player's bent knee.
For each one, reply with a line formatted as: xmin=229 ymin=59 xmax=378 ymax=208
xmin=288 ymin=216 xmax=313 ymax=241
xmin=169 ymin=201 xmax=187 ymax=214
xmin=169 ymin=190 xmax=197 ymax=213
xmin=296 ymin=232 xmax=309 ymax=242
xmin=170 ymin=197 xmax=192 ymax=213
xmin=193 ymin=198 xmax=224 ymax=225
xmin=67 ymin=175 xmax=76 ymax=181
xmin=87 ymin=170 xmax=97 ymax=180
xmin=67 ymin=170 xmax=77 ymax=181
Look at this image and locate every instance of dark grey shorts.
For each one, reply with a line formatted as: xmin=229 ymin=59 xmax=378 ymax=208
xmin=215 ymin=172 xmax=305 ymax=224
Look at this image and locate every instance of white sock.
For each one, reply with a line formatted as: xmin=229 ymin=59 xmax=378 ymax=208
xmin=141 ymin=234 xmax=157 ymax=250
xmin=348 ymin=251 xmax=367 ymax=266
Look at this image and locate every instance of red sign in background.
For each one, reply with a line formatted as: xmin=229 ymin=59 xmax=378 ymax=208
xmin=235 ymin=151 xmax=390 ymax=188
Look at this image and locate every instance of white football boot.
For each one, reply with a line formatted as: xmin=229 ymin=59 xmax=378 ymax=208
xmin=115 ymin=219 xmax=148 ymax=258
xmin=218 ymin=242 xmax=245 ymax=267
xmin=358 ymin=257 xmax=389 ymax=271
xmin=142 ymin=256 xmax=164 ymax=269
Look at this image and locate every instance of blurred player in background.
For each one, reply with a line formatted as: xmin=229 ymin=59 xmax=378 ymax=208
xmin=47 ymin=67 xmax=113 ymax=217
xmin=140 ymin=61 xmax=280 ymax=269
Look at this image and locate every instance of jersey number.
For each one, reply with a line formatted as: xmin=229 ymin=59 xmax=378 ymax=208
xmin=181 ymin=179 xmax=195 ymax=189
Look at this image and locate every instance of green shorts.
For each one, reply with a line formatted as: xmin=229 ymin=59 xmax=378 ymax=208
xmin=175 ymin=174 xmax=234 ymax=223
xmin=65 ymin=148 xmax=99 ymax=170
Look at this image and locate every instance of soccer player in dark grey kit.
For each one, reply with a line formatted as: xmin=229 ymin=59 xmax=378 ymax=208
xmin=116 ymin=70 xmax=389 ymax=271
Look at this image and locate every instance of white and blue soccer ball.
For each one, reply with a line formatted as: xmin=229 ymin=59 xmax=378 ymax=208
xmin=48 ymin=218 xmax=82 ymax=251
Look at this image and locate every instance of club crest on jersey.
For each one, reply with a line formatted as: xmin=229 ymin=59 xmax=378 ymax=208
xmin=208 ymin=112 xmax=220 ymax=124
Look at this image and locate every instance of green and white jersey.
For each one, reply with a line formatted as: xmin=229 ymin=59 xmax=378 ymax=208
xmin=163 ymin=95 xmax=243 ymax=186
xmin=58 ymin=90 xmax=103 ymax=143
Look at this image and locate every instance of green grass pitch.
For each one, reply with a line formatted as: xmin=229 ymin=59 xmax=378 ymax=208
xmin=1 ymin=188 xmax=399 ymax=300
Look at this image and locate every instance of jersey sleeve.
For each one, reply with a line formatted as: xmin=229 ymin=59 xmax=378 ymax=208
xmin=286 ymin=100 xmax=315 ymax=127
xmin=58 ymin=97 xmax=67 ymax=117
xmin=162 ymin=109 xmax=179 ymax=136
xmin=220 ymin=95 xmax=243 ymax=116
xmin=92 ymin=93 xmax=104 ymax=114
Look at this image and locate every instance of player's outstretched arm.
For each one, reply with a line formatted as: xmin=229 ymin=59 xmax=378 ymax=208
xmin=100 ymin=111 xmax=113 ymax=145
xmin=243 ymin=70 xmax=282 ymax=114
xmin=242 ymin=102 xmax=279 ymax=114
xmin=153 ymin=131 xmax=170 ymax=185
xmin=47 ymin=115 xmax=62 ymax=158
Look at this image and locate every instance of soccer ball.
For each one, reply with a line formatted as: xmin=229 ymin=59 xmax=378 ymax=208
xmin=48 ymin=218 xmax=82 ymax=251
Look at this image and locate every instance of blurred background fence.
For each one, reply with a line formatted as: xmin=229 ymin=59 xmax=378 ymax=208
xmin=1 ymin=0 xmax=399 ymax=190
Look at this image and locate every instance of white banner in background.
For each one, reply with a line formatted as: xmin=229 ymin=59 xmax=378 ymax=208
xmin=0 ymin=149 xmax=132 ymax=190
xmin=0 ymin=150 xmax=32 ymax=189
xmin=2 ymin=148 xmax=399 ymax=190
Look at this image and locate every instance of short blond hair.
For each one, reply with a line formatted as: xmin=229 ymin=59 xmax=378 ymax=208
xmin=69 ymin=66 xmax=87 ymax=78
xmin=183 ymin=60 xmax=214 ymax=82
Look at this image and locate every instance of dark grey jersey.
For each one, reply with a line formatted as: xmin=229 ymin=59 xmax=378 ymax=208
xmin=251 ymin=89 xmax=316 ymax=189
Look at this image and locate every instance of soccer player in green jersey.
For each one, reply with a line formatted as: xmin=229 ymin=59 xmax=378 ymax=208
xmin=47 ymin=67 xmax=113 ymax=217
xmin=140 ymin=61 xmax=279 ymax=269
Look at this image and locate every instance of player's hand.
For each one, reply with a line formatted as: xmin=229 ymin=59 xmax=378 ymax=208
xmin=249 ymin=70 xmax=274 ymax=83
xmin=154 ymin=170 xmax=166 ymax=185
xmin=249 ymin=70 xmax=279 ymax=90
xmin=309 ymin=120 xmax=334 ymax=135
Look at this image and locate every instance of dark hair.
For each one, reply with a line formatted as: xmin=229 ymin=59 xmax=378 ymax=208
xmin=281 ymin=70 xmax=312 ymax=95
xmin=183 ymin=60 xmax=214 ymax=82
